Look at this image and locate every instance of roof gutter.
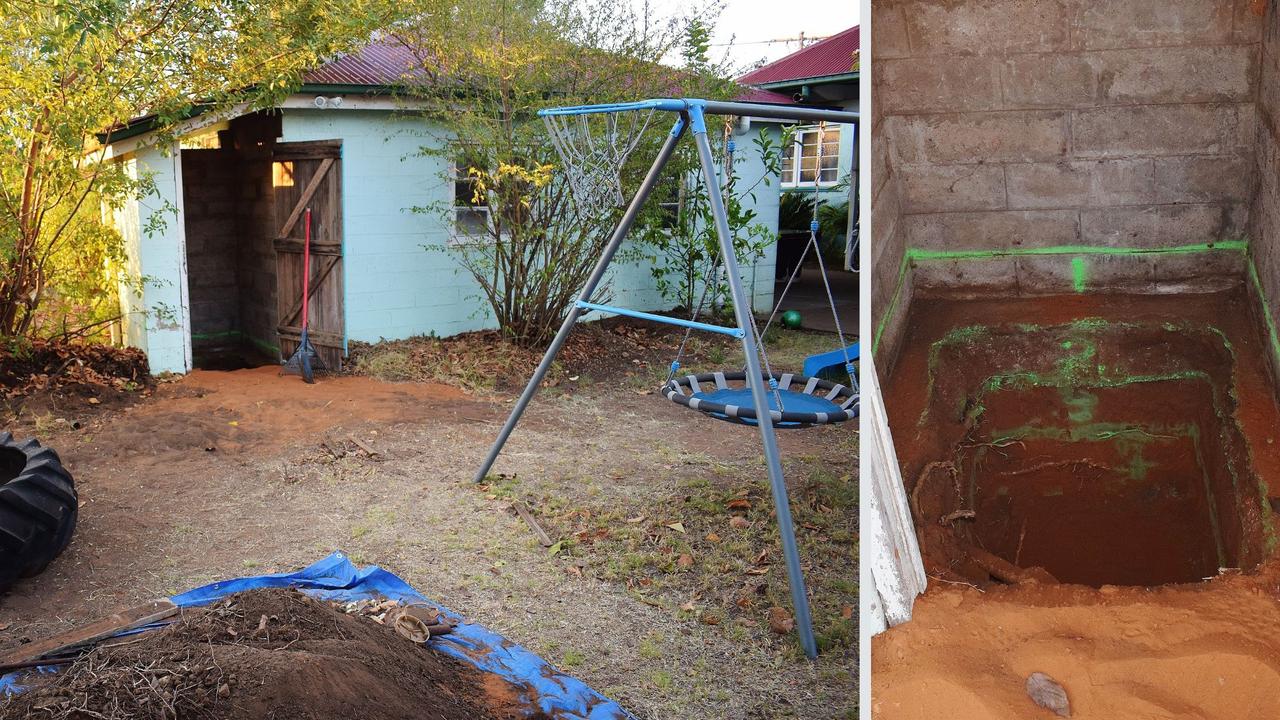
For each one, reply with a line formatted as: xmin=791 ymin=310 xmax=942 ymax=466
xmin=752 ymin=71 xmax=859 ymax=91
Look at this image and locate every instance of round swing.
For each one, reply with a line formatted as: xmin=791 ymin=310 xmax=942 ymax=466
xmin=657 ymin=121 xmax=858 ymax=428
xmin=663 ymin=371 xmax=857 ymax=428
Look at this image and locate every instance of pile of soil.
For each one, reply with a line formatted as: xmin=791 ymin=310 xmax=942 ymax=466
xmin=1 ymin=589 xmax=540 ymax=720
xmin=347 ymin=316 xmax=734 ymax=392
xmin=0 ymin=338 xmax=152 ymax=422
xmin=0 ymin=338 xmax=148 ymax=394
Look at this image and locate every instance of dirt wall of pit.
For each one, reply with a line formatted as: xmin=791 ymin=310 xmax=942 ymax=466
xmin=871 ymin=0 xmax=1270 ymax=370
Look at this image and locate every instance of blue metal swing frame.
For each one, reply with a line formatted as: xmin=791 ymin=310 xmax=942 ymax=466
xmin=472 ymin=98 xmax=859 ymax=660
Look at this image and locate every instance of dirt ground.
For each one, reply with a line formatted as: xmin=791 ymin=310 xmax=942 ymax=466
xmin=0 ymin=324 xmax=856 ymax=719
xmin=873 ymin=288 xmax=1280 ymax=719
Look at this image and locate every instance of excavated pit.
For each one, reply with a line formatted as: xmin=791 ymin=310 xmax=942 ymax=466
xmin=888 ymin=291 xmax=1280 ymax=589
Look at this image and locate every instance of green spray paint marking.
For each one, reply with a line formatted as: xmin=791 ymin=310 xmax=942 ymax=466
xmin=905 ymin=240 xmax=1248 ymax=262
xmin=189 ymin=329 xmax=280 ymax=356
xmin=1246 ymin=255 xmax=1280 ymax=371
xmin=871 ymin=240 xmax=1250 ymax=355
xmin=1071 ymin=257 xmax=1087 ymax=292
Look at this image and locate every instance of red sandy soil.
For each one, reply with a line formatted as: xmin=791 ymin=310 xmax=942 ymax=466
xmin=0 ymin=366 xmax=502 ymax=636
xmin=873 ymin=288 xmax=1280 ymax=719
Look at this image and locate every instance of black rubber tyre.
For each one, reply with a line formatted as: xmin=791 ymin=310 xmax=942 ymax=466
xmin=0 ymin=433 xmax=77 ymax=593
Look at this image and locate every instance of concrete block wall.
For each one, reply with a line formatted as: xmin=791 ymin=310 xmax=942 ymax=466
xmin=869 ymin=13 xmax=910 ymax=367
xmin=231 ymin=116 xmax=281 ymax=356
xmin=180 ymin=149 xmax=240 ymax=341
xmin=1249 ymin=0 xmax=1280 ymax=380
xmin=872 ymin=0 xmax=1267 ymax=371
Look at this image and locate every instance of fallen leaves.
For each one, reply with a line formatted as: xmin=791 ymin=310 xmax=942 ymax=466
xmin=676 ymin=553 xmax=694 ymax=568
xmin=665 ymin=522 xmax=686 ymax=533
xmin=767 ymin=606 xmax=794 ymax=635
xmin=729 ymin=516 xmax=751 ymax=529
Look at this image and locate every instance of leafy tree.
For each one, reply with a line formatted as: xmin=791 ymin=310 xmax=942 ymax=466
xmin=0 ymin=0 xmax=396 ymax=338
xmin=628 ymin=125 xmax=787 ymax=317
xmin=395 ymin=0 xmax=735 ymax=347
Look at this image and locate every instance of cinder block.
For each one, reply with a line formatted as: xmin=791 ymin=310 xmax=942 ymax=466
xmin=1015 ymin=253 xmax=1155 ymax=294
xmin=1080 ymin=203 xmax=1244 ymax=248
xmin=1234 ymin=0 xmax=1265 ymax=43
xmin=872 ymin=182 xmax=903 ymax=262
xmin=1151 ymin=250 xmax=1248 ymax=293
xmin=1153 ymin=155 xmax=1255 ymax=203
xmin=1097 ymin=46 xmax=1256 ymax=105
xmin=911 ymin=256 xmax=1020 ymax=295
xmin=899 ymin=164 xmax=1007 ymax=213
xmin=1072 ymin=104 xmax=1248 ymax=158
xmin=903 ymin=209 xmax=1080 ymax=250
xmin=873 ymin=271 xmax=913 ymax=371
xmin=893 ymin=111 xmax=1069 ymax=164
xmin=904 ymin=0 xmax=1070 ymax=56
xmin=1260 ymin=44 xmax=1280 ymax=138
xmin=873 ymin=2 xmax=912 ymax=59
xmin=1073 ymin=0 xmax=1234 ymax=50
xmin=879 ymin=57 xmax=1003 ymax=113
xmin=1001 ymin=53 xmax=1097 ymax=108
xmin=1006 ymin=159 xmax=1155 ymax=208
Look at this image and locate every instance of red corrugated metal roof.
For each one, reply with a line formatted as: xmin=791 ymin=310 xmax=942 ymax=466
xmin=303 ymin=40 xmax=421 ymax=86
xmin=737 ymin=25 xmax=859 ymax=87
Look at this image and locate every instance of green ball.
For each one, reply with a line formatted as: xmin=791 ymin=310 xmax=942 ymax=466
xmin=781 ymin=310 xmax=803 ymax=329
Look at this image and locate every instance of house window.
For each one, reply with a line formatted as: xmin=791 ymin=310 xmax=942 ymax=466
xmin=453 ymin=159 xmax=489 ymax=237
xmin=781 ymin=125 xmax=841 ymax=187
xmin=654 ymin=174 xmax=684 ymax=230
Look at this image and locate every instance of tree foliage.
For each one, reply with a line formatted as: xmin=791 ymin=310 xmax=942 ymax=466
xmin=628 ymin=125 xmax=788 ymax=317
xmin=395 ymin=0 xmax=736 ymax=347
xmin=0 ymin=0 xmax=396 ymax=338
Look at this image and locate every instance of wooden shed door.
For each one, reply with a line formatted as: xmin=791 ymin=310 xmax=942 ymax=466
xmin=273 ymin=141 xmax=344 ymax=369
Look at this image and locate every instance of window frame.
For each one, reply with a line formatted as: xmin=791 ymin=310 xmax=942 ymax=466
xmin=451 ymin=156 xmax=492 ymax=241
xmin=780 ymin=124 xmax=842 ymax=189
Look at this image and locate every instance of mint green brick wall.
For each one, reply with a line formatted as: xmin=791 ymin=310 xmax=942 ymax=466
xmin=279 ymin=108 xmax=778 ymax=344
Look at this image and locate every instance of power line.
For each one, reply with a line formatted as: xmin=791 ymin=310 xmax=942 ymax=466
xmin=710 ymin=33 xmax=831 ymax=48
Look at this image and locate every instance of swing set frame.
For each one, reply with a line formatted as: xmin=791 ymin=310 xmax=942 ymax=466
xmin=472 ymin=98 xmax=859 ymax=659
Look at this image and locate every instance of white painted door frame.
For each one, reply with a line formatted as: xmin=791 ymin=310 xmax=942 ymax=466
xmin=862 ymin=358 xmax=926 ymax=635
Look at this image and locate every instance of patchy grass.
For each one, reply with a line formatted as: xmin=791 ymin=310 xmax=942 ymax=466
xmin=475 ymin=430 xmax=857 ymax=659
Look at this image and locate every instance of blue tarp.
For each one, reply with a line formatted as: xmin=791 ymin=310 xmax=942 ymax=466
xmin=2 ymin=552 xmax=634 ymax=720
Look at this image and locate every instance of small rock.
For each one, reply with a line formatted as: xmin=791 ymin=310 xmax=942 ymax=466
xmin=1026 ymin=672 xmax=1070 ymax=717
xmin=217 ymin=683 xmax=231 ymax=699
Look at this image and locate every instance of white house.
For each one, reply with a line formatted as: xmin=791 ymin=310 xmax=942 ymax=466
xmin=101 ymin=33 xmax=862 ymax=374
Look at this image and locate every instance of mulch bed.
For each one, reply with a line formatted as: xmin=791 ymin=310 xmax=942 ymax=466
xmin=0 ymin=589 xmax=542 ymax=720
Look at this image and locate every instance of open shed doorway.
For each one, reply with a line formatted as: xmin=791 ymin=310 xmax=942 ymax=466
xmin=181 ymin=113 xmax=283 ymax=370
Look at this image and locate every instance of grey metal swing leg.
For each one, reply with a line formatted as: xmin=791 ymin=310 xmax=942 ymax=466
xmin=690 ymin=108 xmax=818 ymax=660
xmin=472 ymin=117 xmax=688 ymax=485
